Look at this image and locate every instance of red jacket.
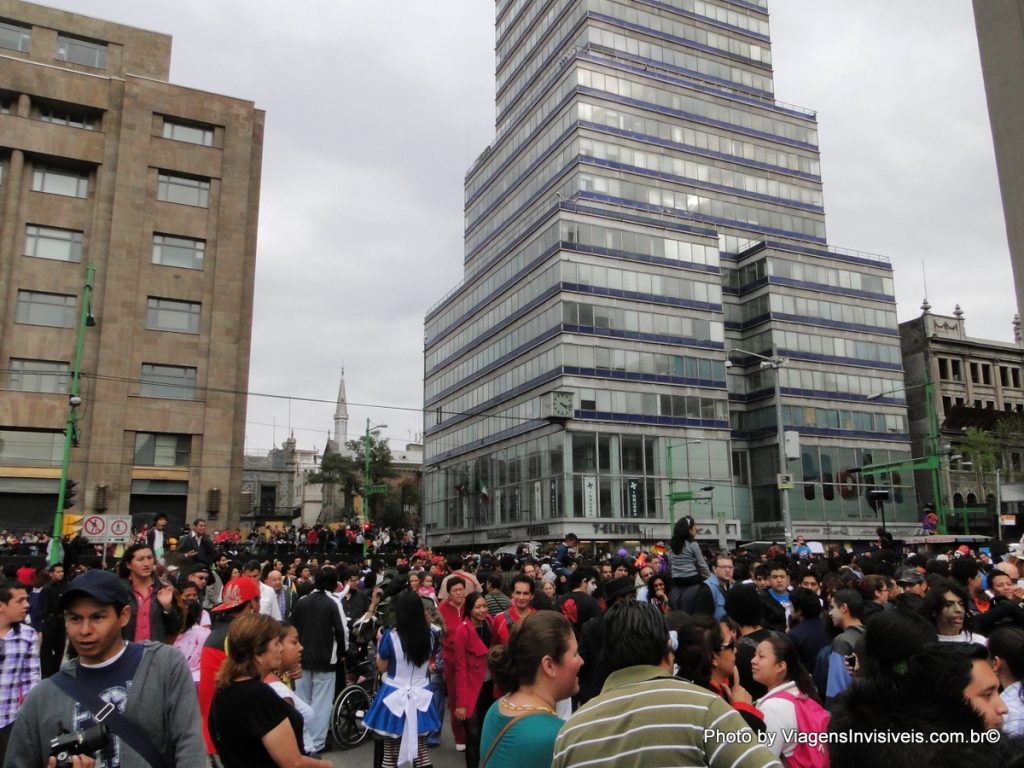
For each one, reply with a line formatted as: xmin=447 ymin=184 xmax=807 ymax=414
xmin=453 ymin=618 xmax=493 ymax=711
xmin=438 ymin=599 xmax=465 ymax=658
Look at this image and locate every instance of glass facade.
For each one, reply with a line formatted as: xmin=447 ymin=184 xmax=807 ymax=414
xmin=423 ymin=0 xmax=912 ymax=545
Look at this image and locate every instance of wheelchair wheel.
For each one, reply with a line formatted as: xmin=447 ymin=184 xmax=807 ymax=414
xmin=331 ymin=684 xmax=371 ymax=748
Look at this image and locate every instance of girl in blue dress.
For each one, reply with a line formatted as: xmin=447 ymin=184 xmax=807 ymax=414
xmin=364 ymin=590 xmax=442 ymax=767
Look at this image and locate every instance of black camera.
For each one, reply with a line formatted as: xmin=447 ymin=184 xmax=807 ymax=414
xmin=49 ymin=724 xmax=110 ymax=767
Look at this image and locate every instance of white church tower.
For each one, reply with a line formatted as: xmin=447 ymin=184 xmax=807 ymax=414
xmin=333 ymin=368 xmax=350 ymax=451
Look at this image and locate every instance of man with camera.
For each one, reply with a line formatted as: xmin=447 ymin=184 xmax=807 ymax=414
xmin=6 ymin=569 xmax=205 ymax=768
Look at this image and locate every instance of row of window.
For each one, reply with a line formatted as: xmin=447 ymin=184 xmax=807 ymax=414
xmin=723 ymin=256 xmax=894 ymax=297
xmin=426 ymin=262 xmax=561 ymax=370
xmin=576 ymin=67 xmax=817 ymax=146
xmin=497 ymin=4 xmax=585 ymax=102
xmin=592 ymin=0 xmax=771 ymax=65
xmin=578 ymin=170 xmax=826 ymax=240
xmin=14 ymin=290 xmax=201 ymax=333
xmin=0 ymin=428 xmax=190 ymax=467
xmin=563 ymin=218 xmax=720 ymax=266
xmin=565 ymin=341 xmax=726 ymax=383
xmin=432 ymin=347 xmax=561 ymax=431
xmin=731 ymin=366 xmax=906 ymax=403
xmin=0 ymin=21 xmax=106 ymax=67
xmin=6 ymin=357 xmax=197 ymax=400
xmin=937 ymin=357 xmax=1023 ymax=389
xmin=28 ymin=163 xmax=211 ymax=208
xmin=586 ymin=23 xmax=773 ymax=96
xmin=563 ymin=298 xmax=725 ymax=343
xmin=941 ymin=395 xmax=1024 ymax=415
xmin=17 ymin=224 xmax=204 ymax=269
xmin=577 ymin=101 xmax=821 ymax=177
xmin=566 ymin=256 xmax=722 ymax=304
xmin=427 ymin=222 xmax=559 ymax=345
xmin=579 ymin=135 xmax=823 ymax=207
xmin=769 ymin=292 xmax=897 ymax=331
xmin=744 ymin=328 xmax=903 ymax=368
xmin=734 ymin=404 xmax=908 ymax=436
xmin=426 ymin=303 xmax=562 ymax=402
xmin=577 ymin=386 xmax=730 ymax=422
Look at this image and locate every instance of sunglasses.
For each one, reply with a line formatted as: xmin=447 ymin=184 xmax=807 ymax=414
xmin=718 ymin=640 xmax=736 ymax=651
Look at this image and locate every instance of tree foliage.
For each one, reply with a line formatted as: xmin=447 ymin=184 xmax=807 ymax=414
xmin=306 ymin=451 xmax=361 ymax=494
xmin=345 ymin=433 xmax=396 ymax=484
xmin=962 ymin=426 xmax=1000 ymax=473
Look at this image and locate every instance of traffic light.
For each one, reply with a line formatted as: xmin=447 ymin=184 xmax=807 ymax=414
xmin=63 ymin=479 xmax=79 ymax=510
xmin=62 ymin=514 xmax=83 ymax=537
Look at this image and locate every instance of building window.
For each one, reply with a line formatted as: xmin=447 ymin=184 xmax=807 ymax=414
xmin=1001 ymin=366 xmax=1010 ymax=388
xmin=951 ymin=360 xmax=962 ymax=381
xmin=24 ymin=224 xmax=84 ymax=262
xmin=938 ymin=358 xmax=949 ymax=380
xmin=982 ymin=364 xmax=992 ymax=385
xmin=161 ymin=118 xmax=214 ymax=147
xmin=38 ymin=104 xmax=97 ymax=130
xmin=970 ymin=362 xmax=979 ymax=384
xmin=8 ymin=358 xmax=70 ymax=393
xmin=145 ymin=297 xmax=200 ymax=333
xmin=55 ymin=34 xmax=107 ymax=68
xmin=31 ymin=165 xmax=89 ymax=198
xmin=152 ymin=234 xmax=204 ymax=270
xmin=139 ymin=364 xmax=197 ymax=399
xmin=14 ymin=290 xmax=76 ymax=327
xmin=941 ymin=395 xmax=952 ymax=415
xmin=134 ymin=433 xmax=191 ymax=467
xmin=156 ymin=172 xmax=209 ymax=208
xmin=0 ymin=20 xmax=30 ymax=52
xmin=1014 ymin=369 xmax=1021 ymax=389
xmin=0 ymin=429 xmax=63 ymax=465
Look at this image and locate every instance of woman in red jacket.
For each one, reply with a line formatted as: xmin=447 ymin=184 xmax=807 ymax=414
xmin=453 ymin=591 xmax=495 ymax=768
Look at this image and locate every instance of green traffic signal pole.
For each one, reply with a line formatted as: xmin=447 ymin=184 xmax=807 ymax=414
xmin=50 ymin=264 xmax=95 ymax=565
xmin=362 ymin=418 xmax=387 ymax=557
xmin=865 ymin=377 xmax=948 ymax=535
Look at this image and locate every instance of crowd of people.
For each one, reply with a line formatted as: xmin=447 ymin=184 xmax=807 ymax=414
xmin=0 ymin=514 xmax=1023 ymax=767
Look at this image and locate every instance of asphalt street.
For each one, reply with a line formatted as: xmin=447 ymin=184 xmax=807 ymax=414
xmin=326 ymin=723 xmax=463 ymax=768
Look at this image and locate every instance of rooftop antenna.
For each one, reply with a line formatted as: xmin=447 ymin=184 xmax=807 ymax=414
xmin=921 ymin=259 xmax=931 ymax=314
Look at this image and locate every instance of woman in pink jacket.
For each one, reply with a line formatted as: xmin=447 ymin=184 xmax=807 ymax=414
xmin=453 ymin=591 xmax=495 ymax=768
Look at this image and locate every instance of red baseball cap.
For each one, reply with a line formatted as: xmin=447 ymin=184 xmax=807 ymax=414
xmin=212 ymin=576 xmax=260 ymax=612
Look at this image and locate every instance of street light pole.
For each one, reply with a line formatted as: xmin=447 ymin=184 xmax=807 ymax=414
xmin=666 ymin=438 xmax=701 ymax=525
xmin=726 ymin=346 xmax=792 ymax=549
xmin=51 ymin=264 xmax=95 ymax=566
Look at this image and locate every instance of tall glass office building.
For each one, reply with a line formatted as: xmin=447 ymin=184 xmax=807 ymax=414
xmin=423 ymin=0 xmax=914 ymax=549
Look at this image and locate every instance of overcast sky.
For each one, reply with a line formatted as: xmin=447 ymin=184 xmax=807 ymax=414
xmin=42 ymin=0 xmax=1016 ymax=455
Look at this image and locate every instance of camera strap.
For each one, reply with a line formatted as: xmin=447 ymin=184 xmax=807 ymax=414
xmin=51 ymin=671 xmax=169 ymax=768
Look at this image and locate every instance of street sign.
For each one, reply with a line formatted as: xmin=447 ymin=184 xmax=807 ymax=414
xmin=82 ymin=514 xmax=106 ymax=538
xmin=364 ymin=484 xmax=389 ymax=495
xmin=80 ymin=514 xmax=133 ymax=543
xmin=777 ymin=473 xmax=794 ymax=490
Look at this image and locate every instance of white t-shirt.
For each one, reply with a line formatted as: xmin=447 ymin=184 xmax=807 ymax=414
xmin=937 ymin=631 xmax=987 ymax=647
xmin=268 ymin=680 xmax=316 ymax=754
xmin=756 ymin=680 xmax=800 ymax=758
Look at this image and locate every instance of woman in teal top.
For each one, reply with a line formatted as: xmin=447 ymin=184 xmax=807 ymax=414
xmin=479 ymin=612 xmax=582 ymax=768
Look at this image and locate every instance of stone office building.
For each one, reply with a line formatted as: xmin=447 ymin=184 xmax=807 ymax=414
xmin=0 ymin=1 xmax=263 ymax=531
xmin=422 ymin=0 xmax=914 ymax=549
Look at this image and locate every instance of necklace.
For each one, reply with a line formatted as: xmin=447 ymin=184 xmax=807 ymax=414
xmin=501 ymin=694 xmax=556 ymax=715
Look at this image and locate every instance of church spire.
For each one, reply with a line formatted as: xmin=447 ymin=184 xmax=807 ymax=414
xmin=334 ymin=367 xmax=349 ymax=448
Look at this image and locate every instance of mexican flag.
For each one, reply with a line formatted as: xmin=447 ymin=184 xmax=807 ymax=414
xmin=479 ymin=479 xmax=490 ymax=504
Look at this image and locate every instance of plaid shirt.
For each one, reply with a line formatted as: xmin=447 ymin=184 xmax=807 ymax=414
xmin=0 ymin=623 xmax=40 ymax=728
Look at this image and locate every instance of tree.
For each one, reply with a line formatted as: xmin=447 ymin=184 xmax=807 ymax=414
xmin=345 ymin=434 xmax=395 ymax=484
xmin=306 ymin=450 xmax=361 ymax=522
xmin=962 ymin=426 xmax=1000 ymax=474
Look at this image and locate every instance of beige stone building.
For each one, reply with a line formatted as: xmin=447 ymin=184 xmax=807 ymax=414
xmin=0 ymin=0 xmax=263 ymax=533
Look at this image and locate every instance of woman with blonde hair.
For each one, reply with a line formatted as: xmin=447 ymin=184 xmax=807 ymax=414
xmin=209 ymin=613 xmax=330 ymax=768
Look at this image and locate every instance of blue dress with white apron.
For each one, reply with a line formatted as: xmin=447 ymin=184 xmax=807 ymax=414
xmin=364 ymin=628 xmax=442 ymax=764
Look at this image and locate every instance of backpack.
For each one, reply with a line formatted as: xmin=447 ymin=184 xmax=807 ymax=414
xmin=760 ymin=689 xmax=830 ymax=768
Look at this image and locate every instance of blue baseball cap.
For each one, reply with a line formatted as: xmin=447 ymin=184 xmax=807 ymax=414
xmin=60 ymin=569 xmax=134 ymax=609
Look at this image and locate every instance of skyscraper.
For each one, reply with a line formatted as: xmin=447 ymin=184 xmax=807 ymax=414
xmin=424 ymin=0 xmax=912 ymax=548
xmin=0 ymin=1 xmax=263 ymax=531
